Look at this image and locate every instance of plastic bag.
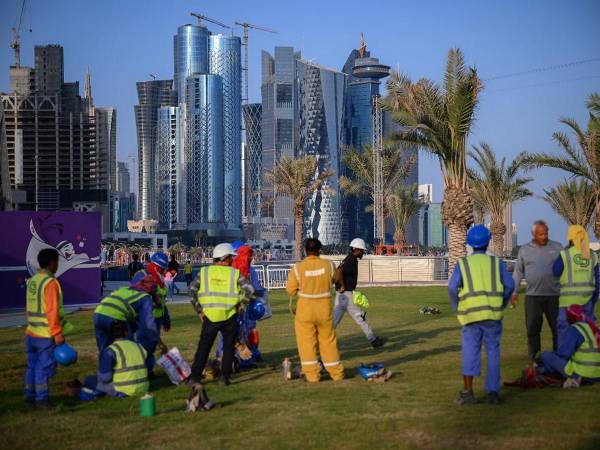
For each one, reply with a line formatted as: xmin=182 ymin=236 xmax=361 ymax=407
xmin=257 ymin=293 xmax=272 ymax=321
xmin=156 ymin=347 xmax=191 ymax=385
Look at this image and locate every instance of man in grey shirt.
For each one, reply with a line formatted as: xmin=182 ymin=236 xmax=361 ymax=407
xmin=512 ymin=220 xmax=563 ymax=360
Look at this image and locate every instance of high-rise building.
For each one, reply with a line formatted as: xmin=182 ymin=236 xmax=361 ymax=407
xmin=95 ymin=107 xmax=117 ymax=192
xmin=116 ymin=161 xmax=131 ymax=195
xmin=419 ymin=203 xmax=447 ymax=248
xmin=418 ymin=184 xmax=433 ymax=203
xmin=209 ymin=34 xmax=242 ymax=229
xmin=134 ymin=79 xmax=176 ymax=220
xmin=184 ymin=74 xmax=224 ymax=227
xmin=242 ymin=103 xmax=262 ymax=220
xmin=34 ymin=45 xmax=64 ymax=96
xmin=156 ymin=106 xmax=181 ymax=230
xmin=0 ymin=101 xmax=11 ymax=210
xmin=9 ymin=66 xmax=36 ymax=95
xmin=260 ymin=47 xmax=300 ymax=237
xmin=173 ymin=24 xmax=209 ymax=102
xmin=296 ymin=59 xmax=346 ymax=245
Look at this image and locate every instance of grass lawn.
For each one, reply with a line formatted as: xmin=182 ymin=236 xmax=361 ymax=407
xmin=1 ymin=286 xmax=599 ymax=449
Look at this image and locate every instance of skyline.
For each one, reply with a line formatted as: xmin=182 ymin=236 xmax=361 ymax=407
xmin=2 ymin=0 xmax=599 ymax=243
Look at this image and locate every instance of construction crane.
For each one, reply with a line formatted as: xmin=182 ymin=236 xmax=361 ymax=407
xmin=10 ymin=0 xmax=29 ymax=67
xmin=372 ymin=95 xmax=384 ymax=244
xmin=234 ymin=21 xmax=277 ymax=104
xmin=190 ymin=12 xmax=231 ymax=30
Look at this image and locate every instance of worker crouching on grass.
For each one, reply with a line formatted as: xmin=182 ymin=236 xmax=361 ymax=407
xmin=334 ymin=238 xmax=386 ymax=348
xmin=448 ymin=225 xmax=514 ymax=405
xmin=286 ymin=238 xmax=345 ymax=382
xmin=84 ymin=320 xmax=149 ymax=397
xmin=25 ymin=248 xmax=72 ymax=410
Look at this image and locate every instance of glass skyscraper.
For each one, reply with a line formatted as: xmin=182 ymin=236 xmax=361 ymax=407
xmin=157 ymin=106 xmax=181 ymax=229
xmin=297 ymin=59 xmax=346 ymax=245
xmin=173 ymin=25 xmax=209 ymax=102
xmin=242 ymin=103 xmax=262 ymax=220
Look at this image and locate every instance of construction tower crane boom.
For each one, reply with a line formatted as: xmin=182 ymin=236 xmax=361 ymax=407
xmin=10 ymin=0 xmax=28 ymax=67
xmin=234 ymin=21 xmax=277 ymax=104
xmin=190 ymin=12 xmax=231 ymax=29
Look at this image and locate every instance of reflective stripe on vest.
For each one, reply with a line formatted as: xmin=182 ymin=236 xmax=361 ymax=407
xmin=95 ymin=287 xmax=147 ymax=322
xmin=297 ymin=260 xmax=334 ymax=299
xmin=109 ymin=340 xmax=149 ymax=396
xmin=197 ymin=266 xmax=240 ymax=322
xmin=564 ymin=322 xmax=600 ymax=379
xmin=456 ymin=254 xmax=504 ymax=326
xmin=559 ymin=248 xmax=597 ymax=307
xmin=26 ymin=271 xmax=65 ymax=338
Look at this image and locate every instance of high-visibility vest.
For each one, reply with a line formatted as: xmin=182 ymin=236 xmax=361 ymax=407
xmin=184 ymin=264 xmax=192 ymax=275
xmin=564 ymin=322 xmax=600 ymax=379
xmin=94 ymin=286 xmax=148 ymax=322
xmin=26 ymin=270 xmax=69 ymax=338
xmin=134 ymin=269 xmax=167 ymax=319
xmin=559 ymin=247 xmax=597 ymax=307
xmin=196 ymin=265 xmax=240 ymax=322
xmin=108 ymin=339 xmax=149 ymax=397
xmin=456 ymin=254 xmax=504 ymax=326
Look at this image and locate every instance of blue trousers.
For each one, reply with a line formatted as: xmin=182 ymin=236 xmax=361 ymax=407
xmin=557 ymin=300 xmax=594 ymax=347
xmin=136 ymin=328 xmax=158 ymax=372
xmin=461 ymin=321 xmax=502 ymax=393
xmin=25 ymin=335 xmax=56 ymax=401
xmin=539 ymin=351 xmax=568 ymax=378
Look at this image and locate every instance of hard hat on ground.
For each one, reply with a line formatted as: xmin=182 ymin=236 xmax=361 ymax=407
xmin=54 ymin=343 xmax=78 ymax=366
xmin=213 ymin=243 xmax=237 ymax=260
xmin=150 ymin=252 xmax=169 ymax=269
xmin=247 ymin=300 xmax=266 ymax=321
xmin=466 ymin=225 xmax=491 ymax=249
xmin=350 ymin=238 xmax=367 ymax=250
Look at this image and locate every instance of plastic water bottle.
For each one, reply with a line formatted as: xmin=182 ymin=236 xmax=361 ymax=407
xmin=282 ymin=357 xmax=292 ymax=381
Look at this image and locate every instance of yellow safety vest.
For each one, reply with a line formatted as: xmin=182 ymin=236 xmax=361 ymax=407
xmin=565 ymin=322 xmax=600 ymax=379
xmin=109 ymin=339 xmax=149 ymax=397
xmin=559 ymin=248 xmax=597 ymax=307
xmin=456 ymin=254 xmax=504 ymax=326
xmin=196 ymin=265 xmax=240 ymax=322
xmin=184 ymin=264 xmax=193 ymax=275
xmin=94 ymin=286 xmax=148 ymax=322
xmin=26 ymin=270 xmax=71 ymax=337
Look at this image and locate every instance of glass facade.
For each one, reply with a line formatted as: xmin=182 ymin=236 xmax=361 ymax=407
xmin=297 ymin=60 xmax=346 ymax=245
xmin=173 ymin=25 xmax=209 ymax=102
xmin=209 ymin=35 xmax=242 ymax=229
xmin=185 ymin=74 xmax=224 ymax=226
xmin=419 ymin=203 xmax=448 ymax=248
xmin=242 ymin=103 xmax=262 ymax=220
xmin=157 ymin=106 xmax=181 ymax=229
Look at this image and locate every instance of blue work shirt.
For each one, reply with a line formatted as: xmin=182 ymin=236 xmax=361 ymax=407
xmin=98 ymin=344 xmax=118 ymax=384
xmin=552 ymin=252 xmax=600 ymax=304
xmin=448 ymin=250 xmax=515 ymax=312
xmin=556 ymin=324 xmax=585 ymax=360
xmin=127 ymin=287 xmax=159 ymax=343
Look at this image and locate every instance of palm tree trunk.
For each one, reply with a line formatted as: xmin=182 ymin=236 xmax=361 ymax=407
xmin=447 ymin=223 xmax=468 ymax=274
xmin=595 ymin=192 xmax=600 ymax=239
xmin=294 ymin=202 xmax=303 ymax=260
xmin=442 ymin=186 xmax=474 ymax=276
xmin=393 ymin=227 xmax=405 ymax=247
xmin=489 ymin=218 xmax=507 ymax=257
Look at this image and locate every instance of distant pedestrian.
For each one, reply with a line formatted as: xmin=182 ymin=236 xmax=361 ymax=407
xmin=128 ymin=254 xmax=144 ymax=281
xmin=184 ymin=260 xmax=193 ymax=287
xmin=512 ymin=220 xmax=563 ymax=361
xmin=168 ymin=254 xmax=180 ymax=294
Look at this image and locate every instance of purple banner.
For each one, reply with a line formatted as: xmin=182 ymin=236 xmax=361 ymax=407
xmin=0 ymin=211 xmax=101 ymax=310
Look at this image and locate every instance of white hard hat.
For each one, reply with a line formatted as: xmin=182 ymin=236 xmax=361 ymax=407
xmin=213 ymin=243 xmax=237 ymax=259
xmin=349 ymin=238 xmax=367 ymax=250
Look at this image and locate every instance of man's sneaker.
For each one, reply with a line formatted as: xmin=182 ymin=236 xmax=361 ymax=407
xmin=563 ymin=376 xmax=581 ymax=389
xmin=218 ymin=376 xmax=231 ymax=386
xmin=371 ymin=337 xmax=388 ymax=348
xmin=487 ymin=391 xmax=501 ymax=405
xmin=35 ymin=399 xmax=55 ymax=411
xmin=455 ymin=390 xmax=477 ymax=405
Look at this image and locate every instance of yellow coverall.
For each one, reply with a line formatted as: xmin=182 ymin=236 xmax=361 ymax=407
xmin=286 ymin=255 xmax=345 ymax=382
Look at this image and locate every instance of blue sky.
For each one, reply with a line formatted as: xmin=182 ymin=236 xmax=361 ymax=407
xmin=1 ymin=0 xmax=599 ymax=244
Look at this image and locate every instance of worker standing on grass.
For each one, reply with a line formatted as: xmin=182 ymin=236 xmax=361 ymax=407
xmin=286 ymin=238 xmax=345 ymax=382
xmin=25 ymin=249 xmax=72 ymax=410
xmin=188 ymin=243 xmax=254 ymax=387
xmin=184 ymin=260 xmax=193 ymax=289
xmin=334 ymin=238 xmax=387 ymax=348
xmin=448 ymin=225 xmax=514 ymax=405
xmin=552 ymin=225 xmax=599 ymax=344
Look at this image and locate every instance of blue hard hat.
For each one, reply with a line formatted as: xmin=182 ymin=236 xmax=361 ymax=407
xmin=150 ymin=252 xmax=169 ymax=269
xmin=232 ymin=240 xmax=245 ymax=251
xmin=247 ymin=300 xmax=266 ymax=321
xmin=467 ymin=225 xmax=491 ymax=249
xmin=54 ymin=343 xmax=78 ymax=367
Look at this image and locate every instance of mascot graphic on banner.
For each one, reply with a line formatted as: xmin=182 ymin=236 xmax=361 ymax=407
xmin=25 ymin=219 xmax=100 ymax=277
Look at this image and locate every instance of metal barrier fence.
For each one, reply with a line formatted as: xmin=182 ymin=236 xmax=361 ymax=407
xmin=252 ymin=257 xmax=449 ymax=290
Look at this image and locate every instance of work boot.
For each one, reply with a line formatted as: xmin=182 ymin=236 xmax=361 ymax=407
xmin=455 ymin=390 xmax=476 ymax=405
xmin=487 ymin=391 xmax=501 ymax=405
xmin=35 ymin=399 xmax=55 ymax=411
xmin=371 ymin=337 xmax=388 ymax=348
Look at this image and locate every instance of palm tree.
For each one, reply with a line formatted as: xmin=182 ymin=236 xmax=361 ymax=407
xmin=385 ymin=48 xmax=482 ymax=271
xmin=264 ymin=155 xmax=333 ymax=259
xmin=339 ymin=141 xmax=415 ymax=239
xmin=468 ymin=143 xmax=533 ymax=256
xmin=385 ymin=184 xmax=425 ymax=246
xmin=543 ymin=179 xmax=595 ymax=230
xmin=523 ymin=93 xmax=600 ymax=236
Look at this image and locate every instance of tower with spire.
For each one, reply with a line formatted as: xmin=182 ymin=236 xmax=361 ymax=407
xmin=84 ymin=67 xmax=94 ymax=115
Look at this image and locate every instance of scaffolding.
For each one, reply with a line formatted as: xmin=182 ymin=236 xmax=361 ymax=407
xmin=372 ymin=95 xmax=384 ymax=244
